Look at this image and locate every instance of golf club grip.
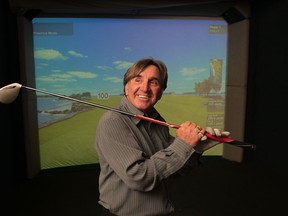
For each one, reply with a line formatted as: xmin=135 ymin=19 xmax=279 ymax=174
xmin=205 ymin=132 xmax=234 ymax=143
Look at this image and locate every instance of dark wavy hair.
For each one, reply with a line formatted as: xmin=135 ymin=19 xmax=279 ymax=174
xmin=123 ymin=58 xmax=168 ymax=94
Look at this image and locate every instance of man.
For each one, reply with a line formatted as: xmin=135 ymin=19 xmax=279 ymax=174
xmin=95 ymin=58 xmax=230 ymax=216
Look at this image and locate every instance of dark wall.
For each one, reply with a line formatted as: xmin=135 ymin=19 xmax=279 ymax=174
xmin=246 ymin=0 xmax=288 ymax=169
xmin=1 ymin=0 xmax=288 ymax=215
xmin=0 ymin=0 xmax=26 ymax=214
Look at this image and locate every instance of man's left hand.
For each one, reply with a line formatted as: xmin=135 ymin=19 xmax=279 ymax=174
xmin=194 ymin=127 xmax=231 ymax=153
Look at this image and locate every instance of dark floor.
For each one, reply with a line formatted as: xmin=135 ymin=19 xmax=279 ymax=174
xmin=8 ymin=157 xmax=288 ymax=216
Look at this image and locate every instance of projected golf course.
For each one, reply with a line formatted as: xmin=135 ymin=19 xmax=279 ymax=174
xmin=39 ymin=95 xmax=224 ymax=169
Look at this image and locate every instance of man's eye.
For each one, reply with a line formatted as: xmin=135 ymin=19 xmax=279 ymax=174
xmin=150 ymin=80 xmax=159 ymax=86
xmin=134 ymin=78 xmax=142 ymax=83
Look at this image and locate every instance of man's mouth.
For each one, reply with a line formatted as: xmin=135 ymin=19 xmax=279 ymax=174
xmin=137 ymin=94 xmax=149 ymax=99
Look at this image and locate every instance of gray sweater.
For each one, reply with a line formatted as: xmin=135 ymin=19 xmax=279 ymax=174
xmin=95 ymin=96 xmax=201 ymax=216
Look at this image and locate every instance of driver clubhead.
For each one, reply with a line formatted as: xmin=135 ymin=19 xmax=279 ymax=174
xmin=0 ymin=83 xmax=22 ymax=104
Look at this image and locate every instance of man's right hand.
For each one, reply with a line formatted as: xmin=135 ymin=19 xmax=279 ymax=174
xmin=176 ymin=121 xmax=205 ymax=147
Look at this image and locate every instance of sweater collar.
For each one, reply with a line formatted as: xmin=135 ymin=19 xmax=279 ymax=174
xmin=120 ymin=96 xmax=160 ymax=125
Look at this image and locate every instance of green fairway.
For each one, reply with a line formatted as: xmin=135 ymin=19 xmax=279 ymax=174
xmin=39 ymin=95 xmax=224 ymax=169
xmin=39 ymin=96 xmax=121 ymax=169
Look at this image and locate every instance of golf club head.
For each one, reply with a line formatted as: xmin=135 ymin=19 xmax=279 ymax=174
xmin=0 ymin=83 xmax=22 ymax=104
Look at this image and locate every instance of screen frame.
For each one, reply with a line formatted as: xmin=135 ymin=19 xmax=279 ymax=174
xmin=17 ymin=12 xmax=249 ymax=178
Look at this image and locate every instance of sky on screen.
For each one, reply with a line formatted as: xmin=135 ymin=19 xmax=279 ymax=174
xmin=33 ymin=18 xmax=227 ymax=96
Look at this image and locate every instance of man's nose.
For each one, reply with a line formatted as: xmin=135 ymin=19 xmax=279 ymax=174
xmin=140 ymin=80 xmax=150 ymax=91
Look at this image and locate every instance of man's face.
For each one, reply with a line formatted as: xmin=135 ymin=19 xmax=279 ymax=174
xmin=125 ymin=65 xmax=163 ymax=114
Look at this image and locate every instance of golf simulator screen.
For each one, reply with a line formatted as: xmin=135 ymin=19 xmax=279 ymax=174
xmin=32 ymin=17 xmax=228 ymax=169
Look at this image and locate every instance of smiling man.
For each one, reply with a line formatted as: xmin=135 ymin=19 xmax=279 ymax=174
xmin=123 ymin=59 xmax=164 ymax=114
xmin=95 ymin=57 xmax=230 ymax=216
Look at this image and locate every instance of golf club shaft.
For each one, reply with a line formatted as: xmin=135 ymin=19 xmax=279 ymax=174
xmin=22 ymin=85 xmax=255 ymax=149
xmin=22 ymin=85 xmax=135 ymax=117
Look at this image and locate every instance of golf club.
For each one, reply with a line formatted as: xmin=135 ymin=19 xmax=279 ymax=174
xmin=0 ymin=83 xmax=256 ymax=149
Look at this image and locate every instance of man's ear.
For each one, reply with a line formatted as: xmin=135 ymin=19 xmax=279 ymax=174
xmin=124 ymin=84 xmax=129 ymax=96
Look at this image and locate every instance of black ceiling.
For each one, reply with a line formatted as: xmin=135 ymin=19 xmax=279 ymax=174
xmin=8 ymin=0 xmax=250 ymax=19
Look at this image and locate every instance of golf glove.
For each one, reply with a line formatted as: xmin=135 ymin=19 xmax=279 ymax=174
xmin=194 ymin=127 xmax=231 ymax=153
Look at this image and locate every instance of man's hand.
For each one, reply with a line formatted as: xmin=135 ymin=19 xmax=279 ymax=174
xmin=176 ymin=121 xmax=206 ymax=147
xmin=194 ymin=127 xmax=231 ymax=153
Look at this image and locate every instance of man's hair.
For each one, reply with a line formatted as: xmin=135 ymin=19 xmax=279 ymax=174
xmin=123 ymin=58 xmax=168 ymax=93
